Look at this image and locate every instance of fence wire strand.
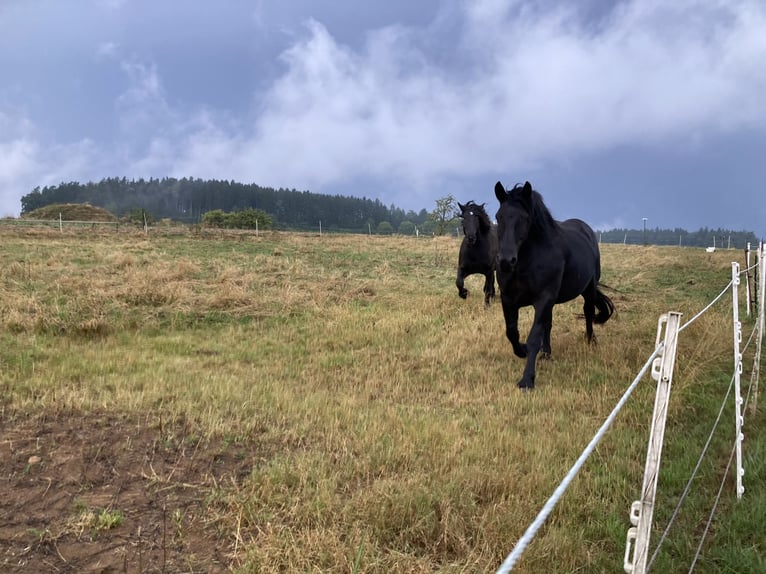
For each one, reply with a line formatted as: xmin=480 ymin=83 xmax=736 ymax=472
xmin=687 ymin=441 xmax=737 ymax=574
xmin=679 ymin=279 xmax=733 ymax=334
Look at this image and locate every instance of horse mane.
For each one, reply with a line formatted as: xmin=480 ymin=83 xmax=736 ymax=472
xmin=511 ymin=183 xmax=559 ymax=238
xmin=462 ymin=201 xmax=493 ymax=232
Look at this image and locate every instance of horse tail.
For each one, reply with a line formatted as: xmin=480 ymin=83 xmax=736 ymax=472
xmin=593 ymin=287 xmax=614 ymax=324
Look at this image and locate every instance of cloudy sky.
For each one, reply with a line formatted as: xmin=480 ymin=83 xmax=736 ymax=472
xmin=2 ymin=0 xmax=765 ymax=235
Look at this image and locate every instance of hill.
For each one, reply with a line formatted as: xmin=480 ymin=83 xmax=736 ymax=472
xmin=20 ymin=177 xmax=429 ymax=232
xmin=23 ymin=203 xmax=118 ymax=222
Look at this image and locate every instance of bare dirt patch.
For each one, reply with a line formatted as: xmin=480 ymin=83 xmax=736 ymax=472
xmin=1 ymin=410 xmax=256 ymax=573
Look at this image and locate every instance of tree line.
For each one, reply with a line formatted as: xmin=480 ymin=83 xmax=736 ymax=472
xmin=18 ymin=178 xmax=760 ymax=245
xmin=20 ymin=178 xmax=431 ymax=233
xmin=599 ymin=227 xmax=759 ymax=249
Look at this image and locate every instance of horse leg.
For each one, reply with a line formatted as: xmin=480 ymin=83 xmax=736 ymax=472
xmin=482 ymin=270 xmax=495 ymax=308
xmin=456 ymin=268 xmax=468 ymax=299
xmin=501 ymin=295 xmax=526 ymax=358
xmin=518 ymin=301 xmax=554 ymax=389
xmin=582 ymin=281 xmax=597 ymax=343
xmin=540 ymin=310 xmax=553 ymax=358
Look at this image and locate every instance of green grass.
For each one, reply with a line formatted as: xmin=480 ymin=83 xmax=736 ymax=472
xmin=0 ymin=227 xmax=764 ymax=572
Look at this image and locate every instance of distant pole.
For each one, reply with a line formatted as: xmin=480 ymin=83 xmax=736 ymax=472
xmin=59 ymin=213 xmax=62 ymax=232
xmin=642 ymin=217 xmax=648 ymax=246
xmin=319 ymin=220 xmax=322 ymax=236
xmin=255 ymin=219 xmax=259 ymax=236
xmin=368 ymin=223 xmax=371 ymax=236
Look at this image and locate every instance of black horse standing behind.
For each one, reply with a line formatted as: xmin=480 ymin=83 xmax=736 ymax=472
xmin=494 ymin=181 xmax=614 ymax=389
xmin=456 ymin=201 xmax=498 ymax=308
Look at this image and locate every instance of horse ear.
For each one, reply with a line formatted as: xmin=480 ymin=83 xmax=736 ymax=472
xmin=522 ymin=181 xmax=533 ymax=201
xmin=494 ymin=181 xmax=506 ymax=202
xmin=457 ymin=202 xmax=465 ymax=211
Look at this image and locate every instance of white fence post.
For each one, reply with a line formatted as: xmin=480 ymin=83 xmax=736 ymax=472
xmin=731 ymin=263 xmax=745 ymax=499
xmin=753 ymin=244 xmax=766 ymax=414
xmin=745 ymin=243 xmax=752 ymax=317
xmin=624 ymin=312 xmax=682 ymax=574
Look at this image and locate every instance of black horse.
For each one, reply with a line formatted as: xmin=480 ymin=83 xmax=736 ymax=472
xmin=456 ymin=201 xmax=498 ymax=308
xmin=494 ymin=181 xmax=614 ymax=389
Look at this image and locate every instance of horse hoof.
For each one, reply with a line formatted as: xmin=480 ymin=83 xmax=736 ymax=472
xmin=518 ymin=379 xmax=535 ymax=390
xmin=459 ymin=292 xmax=468 ymax=299
xmin=513 ymin=345 xmax=528 ymax=359
xmin=540 ymin=351 xmax=551 ymax=360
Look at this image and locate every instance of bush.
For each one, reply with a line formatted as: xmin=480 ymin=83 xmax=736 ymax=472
xmin=124 ymin=208 xmax=156 ymax=226
xmin=202 ymin=208 xmax=273 ymax=230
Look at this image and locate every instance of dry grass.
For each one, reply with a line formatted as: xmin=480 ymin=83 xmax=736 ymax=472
xmin=1 ymin=226 xmax=762 ymax=573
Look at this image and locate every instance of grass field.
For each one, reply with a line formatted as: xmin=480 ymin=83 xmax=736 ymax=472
xmin=1 ymin=226 xmax=764 ymax=573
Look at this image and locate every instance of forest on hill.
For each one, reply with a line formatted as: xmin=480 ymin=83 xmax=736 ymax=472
xmin=18 ymin=178 xmax=760 ymax=247
xmin=20 ymin=177 xmax=430 ymax=233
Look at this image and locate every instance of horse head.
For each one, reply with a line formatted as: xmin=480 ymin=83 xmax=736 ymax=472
xmin=458 ymin=201 xmax=485 ymax=245
xmin=494 ymin=181 xmax=533 ymax=272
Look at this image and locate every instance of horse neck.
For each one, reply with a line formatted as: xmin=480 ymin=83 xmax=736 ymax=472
xmin=475 ymin=215 xmax=493 ymax=235
xmin=529 ymin=216 xmax=561 ymax=243
xmin=475 ymin=224 xmax=494 ymax=242
xmin=530 ymin=201 xmax=560 ymax=239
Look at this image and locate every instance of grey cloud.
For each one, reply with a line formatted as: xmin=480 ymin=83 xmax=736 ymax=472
xmin=155 ymin=1 xmax=766 ymax=195
xmin=1 ymin=0 xmax=764 ymax=234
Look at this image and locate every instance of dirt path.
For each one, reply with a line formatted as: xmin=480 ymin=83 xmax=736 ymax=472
xmin=1 ymin=411 xmax=254 ymax=573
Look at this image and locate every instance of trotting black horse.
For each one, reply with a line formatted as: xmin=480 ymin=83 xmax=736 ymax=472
xmin=494 ymin=181 xmax=614 ymax=389
xmin=456 ymin=201 xmax=498 ymax=307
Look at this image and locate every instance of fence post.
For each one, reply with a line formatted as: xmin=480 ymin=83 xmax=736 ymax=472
xmin=752 ymin=244 xmax=766 ymax=414
xmin=731 ymin=263 xmax=745 ymax=498
xmin=745 ymin=243 xmax=752 ymax=317
xmin=624 ymin=311 xmax=682 ymax=574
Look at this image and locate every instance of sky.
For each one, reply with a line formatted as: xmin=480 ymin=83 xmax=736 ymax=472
xmin=1 ymin=0 xmax=765 ymax=236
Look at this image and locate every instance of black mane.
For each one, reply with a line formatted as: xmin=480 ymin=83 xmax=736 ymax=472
xmin=510 ymin=183 xmax=559 ymax=238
